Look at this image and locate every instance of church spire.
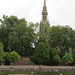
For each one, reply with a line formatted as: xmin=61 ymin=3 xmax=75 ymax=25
xmin=44 ymin=0 xmax=46 ymax=7
xmin=43 ymin=0 xmax=47 ymax=11
xmin=42 ymin=0 xmax=48 ymax=24
xmin=44 ymin=0 xmax=46 ymax=9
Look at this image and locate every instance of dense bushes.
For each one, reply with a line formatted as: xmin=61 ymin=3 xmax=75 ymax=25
xmin=31 ymin=42 xmax=60 ymax=65
xmin=62 ymin=53 xmax=74 ymax=65
xmin=8 ymin=51 xmax=21 ymax=64
xmin=0 ymin=42 xmax=6 ymax=63
xmin=0 ymin=42 xmax=21 ymax=65
xmin=31 ymin=42 xmax=49 ymax=65
xmin=47 ymin=48 xmax=60 ymax=65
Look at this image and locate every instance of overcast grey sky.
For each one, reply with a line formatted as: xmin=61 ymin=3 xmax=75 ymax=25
xmin=0 ymin=0 xmax=75 ymax=29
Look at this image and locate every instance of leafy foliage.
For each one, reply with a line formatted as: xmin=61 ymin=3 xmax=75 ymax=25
xmin=62 ymin=53 xmax=74 ymax=65
xmin=0 ymin=42 xmax=6 ymax=62
xmin=49 ymin=25 xmax=75 ymax=58
xmin=47 ymin=48 xmax=60 ymax=65
xmin=0 ymin=15 xmax=75 ymax=66
xmin=31 ymin=42 xmax=49 ymax=65
xmin=0 ymin=15 xmax=37 ymax=56
xmin=8 ymin=51 xmax=21 ymax=63
xmin=39 ymin=23 xmax=50 ymax=47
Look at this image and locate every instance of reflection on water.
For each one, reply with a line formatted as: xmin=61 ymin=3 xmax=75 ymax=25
xmin=8 ymin=74 xmax=27 ymax=75
xmin=8 ymin=74 xmax=28 ymax=75
xmin=0 ymin=72 xmax=75 ymax=75
xmin=8 ymin=74 xmax=37 ymax=75
xmin=8 ymin=74 xmax=34 ymax=75
xmin=8 ymin=74 xmax=30 ymax=75
xmin=8 ymin=74 xmax=36 ymax=75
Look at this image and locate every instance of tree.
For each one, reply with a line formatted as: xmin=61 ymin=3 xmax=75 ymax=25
xmin=0 ymin=42 xmax=6 ymax=63
xmin=8 ymin=51 xmax=21 ymax=64
xmin=47 ymin=48 xmax=60 ymax=65
xmin=49 ymin=25 xmax=75 ymax=58
xmin=31 ymin=42 xmax=49 ymax=65
xmin=0 ymin=15 xmax=18 ymax=52
xmin=53 ymin=55 xmax=60 ymax=65
xmin=0 ymin=15 xmax=37 ymax=56
xmin=62 ymin=53 xmax=74 ymax=66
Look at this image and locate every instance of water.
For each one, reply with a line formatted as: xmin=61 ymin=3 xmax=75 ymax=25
xmin=0 ymin=72 xmax=75 ymax=75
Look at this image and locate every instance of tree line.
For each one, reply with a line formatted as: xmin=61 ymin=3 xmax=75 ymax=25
xmin=0 ymin=15 xmax=75 ymax=65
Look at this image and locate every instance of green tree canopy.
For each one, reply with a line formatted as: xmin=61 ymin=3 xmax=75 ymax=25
xmin=0 ymin=42 xmax=6 ymax=62
xmin=47 ymin=48 xmax=60 ymax=65
xmin=8 ymin=51 xmax=21 ymax=63
xmin=62 ymin=53 xmax=74 ymax=65
xmin=49 ymin=25 xmax=75 ymax=57
xmin=0 ymin=15 xmax=37 ymax=56
xmin=31 ymin=42 xmax=49 ymax=65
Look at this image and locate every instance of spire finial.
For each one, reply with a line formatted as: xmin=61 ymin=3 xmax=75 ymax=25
xmin=44 ymin=0 xmax=46 ymax=7
xmin=42 ymin=0 xmax=48 ymax=24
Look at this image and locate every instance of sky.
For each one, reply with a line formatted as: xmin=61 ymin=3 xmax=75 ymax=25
xmin=0 ymin=0 xmax=75 ymax=29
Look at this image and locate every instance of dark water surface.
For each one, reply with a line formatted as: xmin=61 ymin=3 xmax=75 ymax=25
xmin=0 ymin=71 xmax=75 ymax=75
